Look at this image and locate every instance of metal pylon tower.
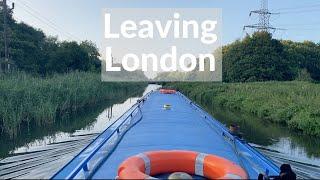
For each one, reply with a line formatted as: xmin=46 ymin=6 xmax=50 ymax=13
xmin=244 ymin=0 xmax=282 ymax=33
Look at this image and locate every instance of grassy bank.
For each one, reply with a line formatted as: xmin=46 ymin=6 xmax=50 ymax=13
xmin=0 ymin=72 xmax=146 ymax=138
xmin=167 ymin=81 xmax=320 ymax=137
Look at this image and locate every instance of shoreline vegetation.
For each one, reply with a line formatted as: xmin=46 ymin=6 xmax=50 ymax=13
xmin=0 ymin=72 xmax=146 ymax=139
xmin=1 ymin=3 xmax=320 ymax=142
xmin=162 ymin=31 xmax=320 ymax=138
xmin=166 ymin=81 xmax=320 ymax=137
xmin=0 ymin=86 xmax=146 ymax=158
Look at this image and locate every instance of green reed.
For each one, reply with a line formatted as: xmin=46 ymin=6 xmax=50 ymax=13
xmin=167 ymin=81 xmax=320 ymax=136
xmin=0 ymin=72 xmax=146 ymax=138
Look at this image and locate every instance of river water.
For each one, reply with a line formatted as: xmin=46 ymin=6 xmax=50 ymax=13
xmin=0 ymin=85 xmax=319 ymax=179
xmin=208 ymin=106 xmax=320 ymax=179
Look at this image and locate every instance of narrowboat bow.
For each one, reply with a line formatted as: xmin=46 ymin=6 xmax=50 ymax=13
xmin=52 ymin=89 xmax=280 ymax=179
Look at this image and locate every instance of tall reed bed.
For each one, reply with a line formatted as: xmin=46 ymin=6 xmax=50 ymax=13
xmin=0 ymin=72 xmax=146 ymax=138
xmin=167 ymin=81 xmax=320 ymax=136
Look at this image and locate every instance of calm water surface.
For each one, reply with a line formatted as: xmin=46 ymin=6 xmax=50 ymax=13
xmin=0 ymin=85 xmax=159 ymax=179
xmin=0 ymin=85 xmax=319 ymax=179
xmin=208 ymin=106 xmax=320 ymax=179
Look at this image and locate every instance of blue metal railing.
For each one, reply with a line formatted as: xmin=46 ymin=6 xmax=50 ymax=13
xmin=65 ymin=99 xmax=145 ymax=179
xmin=51 ymin=91 xmax=153 ymax=179
xmin=177 ymin=91 xmax=279 ymax=174
xmin=177 ymin=92 xmax=234 ymax=140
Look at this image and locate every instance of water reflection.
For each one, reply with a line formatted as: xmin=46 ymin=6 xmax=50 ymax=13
xmin=0 ymin=84 xmax=160 ymax=179
xmin=1 ymin=85 xmax=318 ymax=179
xmin=206 ymin=105 xmax=320 ymax=178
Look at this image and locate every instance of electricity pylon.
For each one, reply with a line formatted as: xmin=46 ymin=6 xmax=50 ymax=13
xmin=244 ymin=0 xmax=283 ymax=34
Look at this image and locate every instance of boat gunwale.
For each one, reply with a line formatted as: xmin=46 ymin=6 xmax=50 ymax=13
xmin=177 ymin=91 xmax=279 ymax=174
xmin=51 ymin=90 xmax=153 ymax=179
xmin=52 ymin=90 xmax=280 ymax=179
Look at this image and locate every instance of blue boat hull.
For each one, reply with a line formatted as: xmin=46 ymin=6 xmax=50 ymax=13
xmin=52 ymin=90 xmax=279 ymax=179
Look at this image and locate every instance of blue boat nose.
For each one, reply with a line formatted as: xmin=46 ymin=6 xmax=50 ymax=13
xmin=51 ymin=90 xmax=280 ymax=179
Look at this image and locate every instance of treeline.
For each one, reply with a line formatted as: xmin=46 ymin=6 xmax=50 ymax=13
xmin=0 ymin=8 xmax=100 ymax=75
xmin=223 ymin=32 xmax=320 ymax=82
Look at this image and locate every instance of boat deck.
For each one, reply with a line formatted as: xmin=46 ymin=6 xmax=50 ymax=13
xmin=93 ymin=91 xmax=240 ymax=178
xmin=52 ymin=90 xmax=279 ymax=179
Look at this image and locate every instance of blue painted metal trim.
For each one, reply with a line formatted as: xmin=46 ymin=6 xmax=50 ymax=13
xmin=51 ymin=91 xmax=153 ymax=179
xmin=177 ymin=91 xmax=279 ymax=174
xmin=52 ymin=90 xmax=280 ymax=179
xmin=66 ymin=105 xmax=142 ymax=179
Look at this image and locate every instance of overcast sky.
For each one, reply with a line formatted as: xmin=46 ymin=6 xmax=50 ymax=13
xmin=10 ymin=0 xmax=320 ymax=52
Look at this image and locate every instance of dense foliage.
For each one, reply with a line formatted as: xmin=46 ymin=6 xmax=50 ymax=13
xmin=0 ymin=9 xmax=100 ymax=75
xmin=167 ymin=82 xmax=320 ymax=137
xmin=282 ymin=40 xmax=320 ymax=81
xmin=223 ymin=32 xmax=320 ymax=82
xmin=0 ymin=8 xmax=148 ymax=140
xmin=0 ymin=72 xmax=146 ymax=138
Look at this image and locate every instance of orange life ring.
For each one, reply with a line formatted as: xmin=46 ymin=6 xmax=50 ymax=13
xmin=117 ymin=150 xmax=248 ymax=179
xmin=159 ymin=89 xmax=176 ymax=94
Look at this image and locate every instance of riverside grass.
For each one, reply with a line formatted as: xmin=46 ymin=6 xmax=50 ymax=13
xmin=0 ymin=72 xmax=146 ymax=138
xmin=167 ymin=82 xmax=320 ymax=137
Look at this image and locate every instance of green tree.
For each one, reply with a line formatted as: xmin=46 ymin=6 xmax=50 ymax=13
xmin=0 ymin=5 xmax=101 ymax=75
xmin=223 ymin=32 xmax=296 ymax=82
xmin=282 ymin=40 xmax=320 ymax=81
xmin=46 ymin=41 xmax=89 ymax=73
xmin=80 ymin=41 xmax=101 ymax=72
xmin=10 ymin=23 xmax=46 ymax=73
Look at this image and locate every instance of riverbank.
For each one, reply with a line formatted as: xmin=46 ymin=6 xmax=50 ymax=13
xmin=0 ymin=72 xmax=146 ymax=139
xmin=166 ymin=81 xmax=320 ymax=137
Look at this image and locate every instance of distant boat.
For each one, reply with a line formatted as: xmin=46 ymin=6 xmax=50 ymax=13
xmin=51 ymin=89 xmax=280 ymax=179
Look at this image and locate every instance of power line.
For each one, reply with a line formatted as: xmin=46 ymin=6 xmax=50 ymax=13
xmin=276 ymin=22 xmax=320 ymax=27
xmin=15 ymin=0 xmax=81 ymax=41
xmin=284 ymin=27 xmax=320 ymax=31
xmin=279 ymin=8 xmax=320 ymax=14
xmin=272 ymin=3 xmax=320 ymax=11
xmin=9 ymin=0 xmax=81 ymax=41
xmin=15 ymin=6 xmax=75 ymax=41
xmin=12 ymin=0 xmax=80 ymax=41
xmin=243 ymin=0 xmax=285 ymax=34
